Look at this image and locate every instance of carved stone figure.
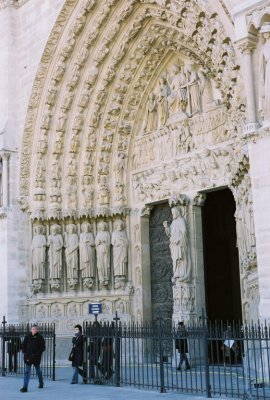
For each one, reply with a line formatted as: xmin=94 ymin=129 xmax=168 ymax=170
xmin=82 ymin=175 xmax=94 ymax=208
xmin=31 ymin=225 xmax=46 ymax=291
xmin=185 ymin=62 xmax=201 ymax=115
xmin=259 ymin=22 xmax=270 ymax=125
xmin=64 ymin=224 xmax=79 ymax=288
xmin=168 ymin=64 xmax=188 ymax=117
xmin=35 ymin=153 xmax=46 ymax=189
xmin=79 ymin=222 xmax=95 ymax=288
xmin=114 ymin=153 xmax=125 ymax=183
xmin=157 ymin=75 xmax=170 ymax=128
xmin=111 ymin=220 xmax=128 ymax=288
xmin=98 ymin=175 xmax=109 ymax=206
xmin=47 ymin=224 xmax=63 ymax=289
xmin=163 ymin=206 xmax=191 ymax=283
xmin=144 ymin=92 xmax=157 ymax=132
xmin=95 ymin=221 xmax=110 ymax=286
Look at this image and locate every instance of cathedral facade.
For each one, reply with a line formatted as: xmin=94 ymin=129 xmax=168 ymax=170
xmin=1 ymin=0 xmax=270 ymax=332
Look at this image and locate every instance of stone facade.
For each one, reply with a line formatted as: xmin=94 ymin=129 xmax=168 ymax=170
xmin=1 ymin=0 xmax=270 ymax=332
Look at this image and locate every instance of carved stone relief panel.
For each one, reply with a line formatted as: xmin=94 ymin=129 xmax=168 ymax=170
xmin=230 ymin=156 xmax=259 ymax=323
xmin=30 ymin=214 xmax=131 ymax=296
xmin=132 ymin=143 xmax=235 ymax=205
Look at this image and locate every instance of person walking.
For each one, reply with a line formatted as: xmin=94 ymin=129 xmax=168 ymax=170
xmin=101 ymin=322 xmax=114 ymax=380
xmin=20 ymin=324 xmax=45 ymax=392
xmin=70 ymin=324 xmax=86 ymax=384
xmin=5 ymin=326 xmax=21 ymax=372
xmin=175 ymin=321 xmax=191 ymax=371
xmin=88 ymin=321 xmax=102 ymax=381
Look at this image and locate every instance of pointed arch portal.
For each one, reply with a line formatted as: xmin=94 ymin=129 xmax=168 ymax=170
xmin=19 ymin=0 xmax=252 ymax=328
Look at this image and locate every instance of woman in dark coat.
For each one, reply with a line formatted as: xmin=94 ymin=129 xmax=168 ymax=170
xmin=70 ymin=324 xmax=85 ymax=384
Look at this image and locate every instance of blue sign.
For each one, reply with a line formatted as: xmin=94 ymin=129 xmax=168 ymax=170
xmin=89 ymin=303 xmax=102 ymax=315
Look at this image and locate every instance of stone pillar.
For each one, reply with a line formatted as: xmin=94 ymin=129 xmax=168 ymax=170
xmin=1 ymin=151 xmax=10 ymax=208
xmin=247 ymin=133 xmax=270 ymax=322
xmin=189 ymin=193 xmax=207 ymax=318
xmin=237 ymin=37 xmax=260 ymax=134
xmin=137 ymin=206 xmax=153 ymax=323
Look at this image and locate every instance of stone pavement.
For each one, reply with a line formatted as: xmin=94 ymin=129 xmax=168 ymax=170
xmin=1 ymin=366 xmax=239 ymax=400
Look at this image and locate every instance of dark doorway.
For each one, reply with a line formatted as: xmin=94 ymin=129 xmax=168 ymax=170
xmin=202 ymin=189 xmax=242 ymax=322
xmin=149 ymin=203 xmax=173 ymax=323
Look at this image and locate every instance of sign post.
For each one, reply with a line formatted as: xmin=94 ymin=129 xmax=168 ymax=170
xmin=88 ymin=303 xmax=102 ymax=322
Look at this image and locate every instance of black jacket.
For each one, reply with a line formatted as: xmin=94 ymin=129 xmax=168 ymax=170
xmin=175 ymin=327 xmax=188 ymax=353
xmin=21 ymin=332 xmax=45 ymax=365
xmin=71 ymin=334 xmax=84 ymax=367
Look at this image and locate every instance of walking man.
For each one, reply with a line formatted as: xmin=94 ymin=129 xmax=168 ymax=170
xmin=20 ymin=324 xmax=45 ymax=392
xmin=175 ymin=321 xmax=191 ymax=371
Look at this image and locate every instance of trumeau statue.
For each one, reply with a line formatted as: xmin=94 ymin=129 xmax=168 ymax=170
xmin=163 ymin=206 xmax=191 ymax=284
xmin=95 ymin=221 xmax=110 ymax=287
xmin=259 ymin=22 xmax=270 ymax=126
xmin=79 ymin=222 xmax=95 ymax=288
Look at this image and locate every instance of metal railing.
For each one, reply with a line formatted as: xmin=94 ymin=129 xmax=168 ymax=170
xmin=82 ymin=317 xmax=270 ymax=399
xmin=0 ymin=317 xmax=56 ymax=380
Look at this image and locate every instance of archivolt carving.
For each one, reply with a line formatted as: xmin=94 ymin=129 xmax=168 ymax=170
xmin=20 ymin=0 xmax=243 ymax=217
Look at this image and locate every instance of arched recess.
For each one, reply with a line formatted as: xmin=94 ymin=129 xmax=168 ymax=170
xmin=19 ymin=0 xmax=247 ymax=326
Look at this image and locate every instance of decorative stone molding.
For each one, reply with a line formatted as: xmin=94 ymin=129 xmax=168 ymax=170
xmin=0 ymin=0 xmax=30 ymax=8
xmin=20 ymin=0 xmax=243 ymax=217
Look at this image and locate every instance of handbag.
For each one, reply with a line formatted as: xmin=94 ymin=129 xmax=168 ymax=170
xmin=68 ymin=350 xmax=74 ymax=362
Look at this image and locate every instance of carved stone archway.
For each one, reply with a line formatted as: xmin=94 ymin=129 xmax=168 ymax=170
xmin=19 ymin=0 xmax=247 ymax=329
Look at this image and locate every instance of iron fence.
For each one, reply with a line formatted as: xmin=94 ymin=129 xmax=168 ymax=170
xmin=82 ymin=318 xmax=270 ymax=399
xmin=0 ymin=317 xmax=56 ymax=380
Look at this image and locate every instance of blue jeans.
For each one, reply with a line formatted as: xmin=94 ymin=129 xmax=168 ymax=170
xmin=72 ymin=366 xmax=84 ymax=383
xmin=23 ymin=363 xmax=43 ymax=388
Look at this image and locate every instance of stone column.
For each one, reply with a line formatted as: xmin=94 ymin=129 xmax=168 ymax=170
xmin=237 ymin=37 xmax=260 ymax=134
xmin=135 ymin=206 xmax=153 ymax=323
xmin=1 ymin=151 xmax=10 ymax=208
xmin=247 ymin=133 xmax=270 ymax=322
xmin=189 ymin=193 xmax=207 ymax=318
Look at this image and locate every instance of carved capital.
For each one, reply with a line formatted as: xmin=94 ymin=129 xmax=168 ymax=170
xmin=169 ymin=193 xmax=188 ymax=207
xmin=0 ymin=151 xmax=11 ymax=161
xmin=190 ymin=193 xmax=206 ymax=206
xmin=140 ymin=205 xmax=153 ymax=217
xmin=236 ymin=36 xmax=257 ymax=55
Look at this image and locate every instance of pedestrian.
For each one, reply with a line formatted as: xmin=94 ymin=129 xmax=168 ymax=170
xmin=20 ymin=324 xmax=45 ymax=392
xmin=175 ymin=321 xmax=191 ymax=371
xmin=70 ymin=324 xmax=86 ymax=384
xmin=87 ymin=321 xmax=102 ymax=381
xmin=5 ymin=326 xmax=21 ymax=372
xmin=222 ymin=325 xmax=239 ymax=365
xmin=101 ymin=322 xmax=114 ymax=380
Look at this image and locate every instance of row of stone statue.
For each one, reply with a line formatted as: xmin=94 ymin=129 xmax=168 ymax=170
xmin=31 ymin=220 xmax=128 ymax=292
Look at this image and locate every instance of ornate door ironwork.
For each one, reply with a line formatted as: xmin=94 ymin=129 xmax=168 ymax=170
xmin=149 ymin=203 xmax=174 ymax=323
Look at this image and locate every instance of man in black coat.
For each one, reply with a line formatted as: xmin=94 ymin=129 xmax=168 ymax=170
xmin=20 ymin=324 xmax=46 ymax=392
xmin=175 ymin=321 xmax=191 ymax=371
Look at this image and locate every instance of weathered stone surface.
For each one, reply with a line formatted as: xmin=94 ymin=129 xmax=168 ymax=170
xmin=1 ymin=0 xmax=270 ymax=330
